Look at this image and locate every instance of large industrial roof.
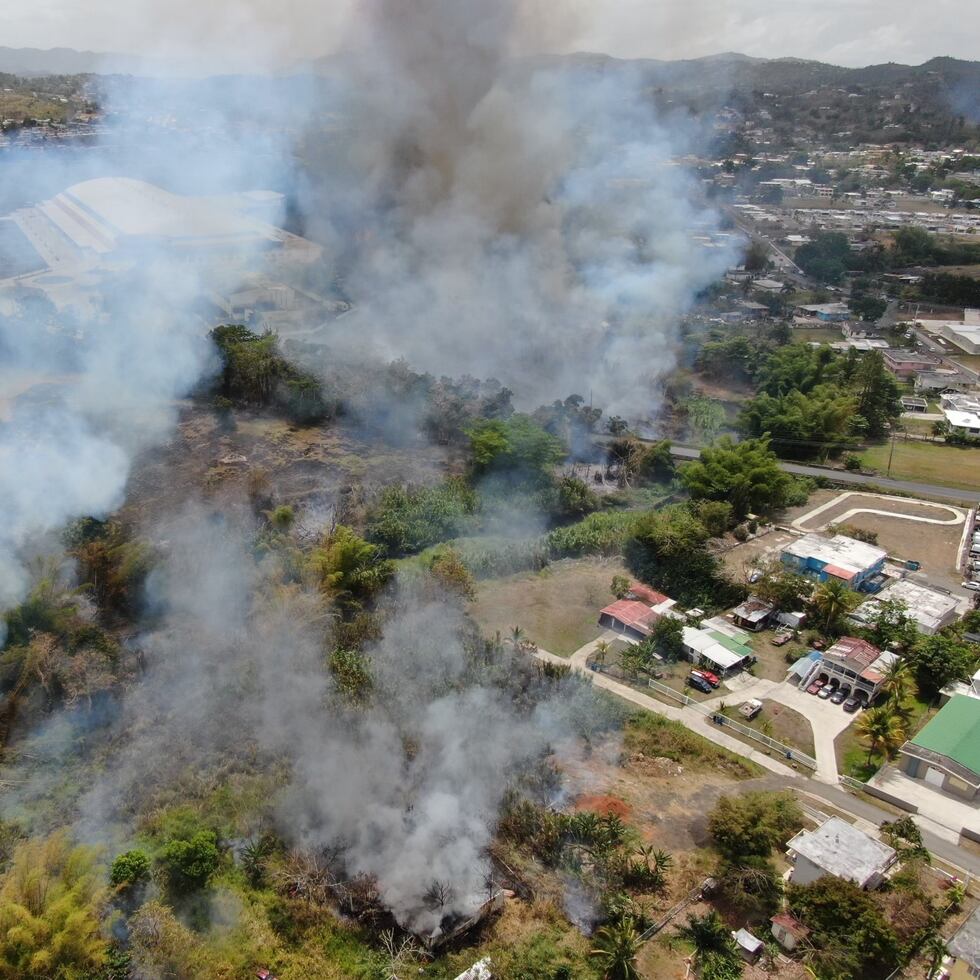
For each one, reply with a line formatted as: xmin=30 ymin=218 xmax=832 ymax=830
xmin=41 ymin=178 xmax=280 ymax=252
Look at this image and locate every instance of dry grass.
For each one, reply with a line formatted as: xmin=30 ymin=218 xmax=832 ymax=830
xmin=470 ymin=557 xmax=632 ymax=655
xmin=860 ymin=440 xmax=980 ymax=493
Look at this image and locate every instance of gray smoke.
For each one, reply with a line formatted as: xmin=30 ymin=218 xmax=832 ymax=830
xmin=304 ymin=0 xmax=736 ymax=414
xmin=71 ymin=508 xmax=604 ymax=933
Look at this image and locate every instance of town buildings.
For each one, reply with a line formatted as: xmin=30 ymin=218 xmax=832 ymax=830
xmin=780 ymin=533 xmax=887 ymax=591
xmin=786 ymin=816 xmax=896 ymax=889
xmin=850 ymin=578 xmax=961 ymax=635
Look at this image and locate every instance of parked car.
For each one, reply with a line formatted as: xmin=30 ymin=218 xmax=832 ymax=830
xmin=843 ymin=692 xmax=866 ymax=713
xmin=830 ymin=684 xmax=851 ymax=705
xmin=964 ymin=582 xmax=980 ymax=592
xmin=687 ymin=674 xmax=714 ymax=694
xmin=748 ymin=570 xmax=763 ymax=584
xmin=739 ymin=698 xmax=763 ymax=720
xmin=806 ymin=678 xmax=826 ymax=695
xmin=692 ymin=668 xmax=721 ymax=688
xmin=817 ymin=682 xmax=835 ymax=699
xmin=772 ymin=630 xmax=793 ymax=647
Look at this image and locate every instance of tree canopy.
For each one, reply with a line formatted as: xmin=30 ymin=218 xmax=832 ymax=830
xmin=681 ymin=436 xmax=790 ymax=518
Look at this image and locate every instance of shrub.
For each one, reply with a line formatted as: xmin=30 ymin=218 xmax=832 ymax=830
xmin=110 ymin=850 xmax=151 ymax=887
xmin=733 ymin=524 xmax=749 ymax=542
xmin=843 ymin=453 xmax=862 ymax=471
xmin=159 ymin=831 xmax=220 ymax=892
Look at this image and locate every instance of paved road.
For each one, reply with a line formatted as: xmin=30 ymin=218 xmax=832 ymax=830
xmin=666 ymin=444 xmax=976 ymax=505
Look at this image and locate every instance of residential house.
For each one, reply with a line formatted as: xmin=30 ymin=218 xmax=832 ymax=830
xmin=940 ymin=667 xmax=980 ymax=706
xmin=945 ymin=905 xmax=980 ymax=980
xmin=770 ymin=913 xmax=810 ymax=952
xmin=786 ymin=816 xmax=896 ymax=889
xmin=883 ymin=348 xmax=940 ymax=379
xmin=682 ymin=626 xmax=753 ymax=676
xmin=915 ymin=370 xmax=975 ymax=394
xmin=597 ymin=583 xmax=676 ymax=641
xmin=731 ymin=597 xmax=775 ymax=632
xmin=898 ymin=694 xmax=980 ymax=802
xmin=796 ymin=302 xmax=850 ymax=322
xmin=850 ymin=578 xmax=960 ymax=636
xmin=900 ymin=395 xmax=928 ymax=412
xmin=797 ymin=636 xmax=897 ymax=702
xmin=780 ymin=533 xmax=887 ymax=591
xmin=941 ymin=392 xmax=980 ymax=436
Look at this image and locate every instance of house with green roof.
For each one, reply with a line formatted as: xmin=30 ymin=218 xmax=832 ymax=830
xmin=898 ymin=695 xmax=980 ymax=801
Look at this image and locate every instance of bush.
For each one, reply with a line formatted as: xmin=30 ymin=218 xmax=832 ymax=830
xmin=747 ymin=519 xmax=758 ymax=534
xmin=733 ymin=524 xmax=749 ymax=542
xmin=843 ymin=453 xmax=862 ymax=471
xmin=110 ymin=850 xmax=151 ymax=887
xmin=707 ymin=791 xmax=804 ymax=861
xmin=548 ymin=510 xmax=641 ymax=558
xmin=366 ymin=479 xmax=478 ymax=556
xmin=159 ymin=831 xmax=220 ymax=892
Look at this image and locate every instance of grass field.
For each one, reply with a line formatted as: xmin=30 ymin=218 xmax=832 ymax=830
xmin=470 ymin=557 xmax=631 ymax=655
xmin=860 ymin=439 xmax=980 ymax=491
xmin=834 ymin=696 xmax=937 ymax=781
xmin=721 ymin=700 xmax=816 ymax=758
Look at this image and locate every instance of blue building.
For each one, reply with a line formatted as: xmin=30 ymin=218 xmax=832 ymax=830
xmin=780 ymin=533 xmax=887 ymax=591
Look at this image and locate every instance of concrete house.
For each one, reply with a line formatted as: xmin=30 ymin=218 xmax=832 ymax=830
xmin=780 ymin=533 xmax=887 ymax=591
xmin=850 ymin=579 xmax=960 ymax=636
xmin=682 ymin=626 xmax=753 ymax=676
xmin=797 ymin=636 xmax=896 ymax=703
xmin=786 ymin=816 xmax=896 ymax=889
xmin=597 ymin=584 xmax=675 ymax=641
xmin=898 ymin=695 xmax=980 ymax=802
xmin=945 ymin=906 xmax=980 ymax=980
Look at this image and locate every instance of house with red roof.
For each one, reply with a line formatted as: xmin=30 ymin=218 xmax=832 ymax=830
xmin=598 ymin=582 xmax=677 ymax=641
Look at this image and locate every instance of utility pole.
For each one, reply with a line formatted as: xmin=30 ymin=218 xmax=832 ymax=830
xmin=886 ymin=429 xmax=897 ymax=477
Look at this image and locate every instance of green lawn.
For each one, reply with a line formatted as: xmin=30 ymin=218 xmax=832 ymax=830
xmin=860 ymin=439 xmax=980 ymax=491
xmin=834 ymin=696 xmax=937 ymax=781
xmin=721 ymin=700 xmax=816 ymax=758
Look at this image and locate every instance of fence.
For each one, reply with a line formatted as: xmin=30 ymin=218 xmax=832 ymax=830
xmin=645 ymin=678 xmax=819 ymax=771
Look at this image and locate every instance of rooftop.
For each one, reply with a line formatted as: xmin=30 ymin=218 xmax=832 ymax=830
xmin=853 ymin=579 xmax=959 ymax=634
xmin=823 ymin=636 xmax=882 ymax=672
xmin=600 ymin=600 xmax=659 ymax=634
xmin=682 ymin=626 xmax=746 ymax=670
xmin=733 ymin=597 xmax=774 ymax=623
xmin=782 ymin=533 xmax=887 ymax=577
xmin=908 ymin=694 xmax=980 ymax=778
xmin=626 ymin=583 xmax=671 ymax=608
xmin=787 ymin=816 xmax=896 ymax=888
xmin=770 ymin=913 xmax=810 ymax=940
xmin=948 ymin=906 xmax=980 ymax=969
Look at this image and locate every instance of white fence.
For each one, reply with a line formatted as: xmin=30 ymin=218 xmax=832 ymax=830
xmin=646 ymin=678 xmax=819 ymax=771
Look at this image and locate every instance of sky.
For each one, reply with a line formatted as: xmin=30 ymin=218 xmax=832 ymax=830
xmin=5 ymin=0 xmax=980 ymax=72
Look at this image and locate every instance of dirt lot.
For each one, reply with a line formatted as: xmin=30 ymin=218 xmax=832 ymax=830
xmin=470 ymin=558 xmax=632 ymax=655
xmin=719 ymin=529 xmax=797 ymax=584
xmin=722 ymin=700 xmax=815 ymax=758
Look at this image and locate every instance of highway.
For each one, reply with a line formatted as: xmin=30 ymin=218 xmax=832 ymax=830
xmin=667 ymin=444 xmax=976 ymax=505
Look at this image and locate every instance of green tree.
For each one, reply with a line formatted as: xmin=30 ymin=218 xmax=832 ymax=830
xmin=650 ymin=616 xmax=685 ymax=663
xmin=611 ymin=575 xmax=631 ymax=600
xmin=467 ymin=415 xmax=566 ymax=479
xmin=590 ymin=916 xmax=641 ymax=980
xmin=753 ymin=567 xmax=811 ymax=611
xmin=860 ymin=599 xmax=919 ymax=652
xmin=109 ymin=850 xmax=150 ymax=887
xmin=855 ymin=705 xmax=907 ymax=766
xmin=905 ymin=633 xmax=978 ymax=700
xmin=693 ymin=500 xmax=734 ymax=538
xmin=808 ymin=578 xmax=859 ymax=634
xmin=788 ymin=876 xmax=899 ymax=979
xmin=681 ymin=437 xmax=790 ymax=519
xmin=851 ymin=351 xmax=902 ymax=438
xmin=428 ymin=547 xmax=476 ymax=600
xmin=159 ymin=831 xmax=220 ymax=892
xmin=676 ymin=911 xmax=743 ymax=979
xmin=307 ymin=526 xmax=395 ymax=607
xmin=707 ymin=791 xmax=804 ymax=861
xmin=0 ymin=833 xmax=108 ymax=978
xmin=366 ymin=479 xmax=478 ymax=556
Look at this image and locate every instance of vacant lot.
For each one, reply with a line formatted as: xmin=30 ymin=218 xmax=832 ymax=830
xmin=860 ymin=439 xmax=980 ymax=494
xmin=718 ymin=529 xmax=796 ymax=584
xmin=470 ymin=557 xmax=631 ymax=655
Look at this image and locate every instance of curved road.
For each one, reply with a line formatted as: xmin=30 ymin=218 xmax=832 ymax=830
xmin=667 ymin=445 xmax=976 ymax=505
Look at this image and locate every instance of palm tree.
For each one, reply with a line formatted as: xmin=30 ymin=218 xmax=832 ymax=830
xmin=590 ymin=916 xmax=642 ymax=980
xmin=509 ymin=625 xmax=524 ymax=649
xmin=809 ymin=578 xmax=857 ymax=633
xmin=855 ymin=705 xmax=907 ymax=765
xmin=879 ymin=658 xmax=914 ymax=702
xmin=922 ymin=931 xmax=947 ymax=979
xmin=675 ymin=911 xmax=742 ymax=976
xmin=594 ymin=639 xmax=611 ymax=668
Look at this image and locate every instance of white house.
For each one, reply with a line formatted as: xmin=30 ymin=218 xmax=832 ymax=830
xmin=786 ymin=816 xmax=896 ymax=889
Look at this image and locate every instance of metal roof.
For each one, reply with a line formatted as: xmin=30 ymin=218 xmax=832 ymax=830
xmin=907 ymin=694 xmax=980 ymax=779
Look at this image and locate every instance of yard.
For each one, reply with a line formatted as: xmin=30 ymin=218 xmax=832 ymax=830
xmin=470 ymin=557 xmax=632 ymax=655
xmin=860 ymin=439 xmax=980 ymax=494
xmin=834 ymin=696 xmax=938 ymax=781
xmin=721 ymin=700 xmax=816 ymax=758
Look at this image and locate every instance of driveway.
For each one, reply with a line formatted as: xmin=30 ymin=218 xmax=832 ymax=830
xmin=766 ymin=681 xmax=856 ymax=784
xmin=869 ymin=766 xmax=980 ymax=839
